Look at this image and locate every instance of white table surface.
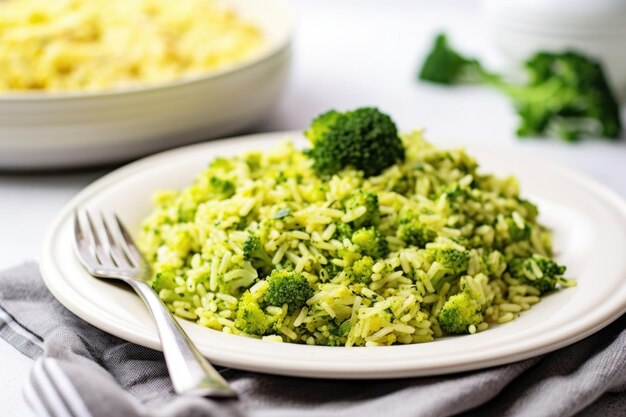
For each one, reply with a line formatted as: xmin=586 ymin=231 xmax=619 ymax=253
xmin=1 ymin=1 xmax=625 ymax=416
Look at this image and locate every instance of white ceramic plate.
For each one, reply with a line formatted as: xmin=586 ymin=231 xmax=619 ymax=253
xmin=0 ymin=0 xmax=292 ymax=170
xmin=40 ymin=132 xmax=626 ymax=379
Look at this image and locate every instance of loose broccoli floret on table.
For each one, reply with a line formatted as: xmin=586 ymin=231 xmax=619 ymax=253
xmin=418 ymin=33 xmax=489 ymax=85
xmin=351 ymin=227 xmax=389 ymax=259
xmin=508 ymin=254 xmax=567 ymax=294
xmin=305 ymin=107 xmax=406 ymax=177
xmin=264 ymin=270 xmax=313 ymax=313
xmin=419 ymin=33 xmax=622 ymax=141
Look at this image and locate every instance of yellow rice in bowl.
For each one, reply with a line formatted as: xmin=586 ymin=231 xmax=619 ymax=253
xmin=0 ymin=0 xmax=263 ymax=92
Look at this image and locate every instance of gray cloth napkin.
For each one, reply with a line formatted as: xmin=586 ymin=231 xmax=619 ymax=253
xmin=1 ymin=263 xmax=625 ymax=417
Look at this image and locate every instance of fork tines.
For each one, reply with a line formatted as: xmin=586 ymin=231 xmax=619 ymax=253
xmin=74 ymin=210 xmax=146 ymax=275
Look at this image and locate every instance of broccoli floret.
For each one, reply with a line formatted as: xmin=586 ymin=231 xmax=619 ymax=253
xmin=351 ymin=227 xmax=389 ymax=259
xmin=344 ymin=190 xmax=380 ymax=228
xmin=419 ymin=34 xmax=622 ymax=141
xmin=511 ymin=51 xmax=621 ymax=141
xmin=337 ymin=245 xmax=362 ymax=268
xmin=336 ymin=222 xmax=354 ymax=240
xmin=346 ymin=255 xmax=375 ymax=284
xmin=216 ymin=271 xmax=257 ymax=296
xmin=508 ymin=254 xmax=566 ymax=294
xmin=443 ymin=184 xmax=472 ymax=202
xmin=396 ymin=214 xmax=437 ymax=247
xmin=235 ymin=291 xmax=281 ymax=336
xmin=433 ymin=248 xmax=469 ymax=276
xmin=151 ymin=270 xmax=177 ymax=292
xmin=535 ymin=256 xmax=566 ymax=277
xmin=305 ymin=107 xmax=405 ymax=177
xmin=305 ymin=110 xmax=342 ymax=144
xmin=418 ymin=33 xmax=489 ymax=85
xmin=243 ymin=234 xmax=263 ymax=256
xmin=429 ymin=248 xmax=470 ymax=289
xmin=438 ymin=292 xmax=483 ymax=335
xmin=264 ymin=270 xmax=313 ymax=313
xmin=209 ymin=176 xmax=235 ymax=197
xmin=506 ymin=216 xmax=531 ymax=242
xmin=243 ymin=235 xmax=273 ymax=272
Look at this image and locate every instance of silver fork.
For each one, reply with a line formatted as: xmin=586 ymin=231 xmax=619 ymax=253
xmin=73 ymin=210 xmax=237 ymax=398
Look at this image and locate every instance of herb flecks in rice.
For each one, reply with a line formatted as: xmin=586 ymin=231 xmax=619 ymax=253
xmin=139 ymin=131 xmax=572 ymax=346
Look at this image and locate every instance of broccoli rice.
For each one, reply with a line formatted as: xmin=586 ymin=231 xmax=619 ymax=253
xmin=139 ymin=128 xmax=573 ymax=347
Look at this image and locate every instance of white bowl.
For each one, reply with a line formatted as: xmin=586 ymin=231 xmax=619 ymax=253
xmin=482 ymin=0 xmax=626 ymax=99
xmin=0 ymin=0 xmax=293 ymax=170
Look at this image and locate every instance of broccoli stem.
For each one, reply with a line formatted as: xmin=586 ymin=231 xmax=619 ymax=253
xmin=418 ymin=33 xmax=623 ymax=141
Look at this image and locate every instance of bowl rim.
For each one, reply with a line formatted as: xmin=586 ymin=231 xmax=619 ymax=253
xmin=0 ymin=0 xmax=294 ymax=103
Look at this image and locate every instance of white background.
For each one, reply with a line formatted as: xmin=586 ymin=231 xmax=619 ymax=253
xmin=1 ymin=1 xmax=624 ymax=416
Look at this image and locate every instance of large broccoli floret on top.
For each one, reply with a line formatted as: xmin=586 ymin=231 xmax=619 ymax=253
xmin=305 ymin=110 xmax=342 ymax=143
xmin=351 ymin=227 xmax=389 ymax=259
xmin=234 ymin=291 xmax=282 ymax=336
xmin=305 ymin=107 xmax=405 ymax=177
xmin=264 ymin=270 xmax=313 ymax=313
xmin=508 ymin=254 xmax=566 ymax=294
xmin=344 ymin=190 xmax=380 ymax=228
xmin=418 ymin=33 xmax=622 ymax=141
xmin=512 ymin=51 xmax=621 ymax=141
xmin=438 ymin=291 xmax=483 ymax=335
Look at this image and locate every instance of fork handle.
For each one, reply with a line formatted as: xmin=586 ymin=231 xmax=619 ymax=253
xmin=127 ymin=279 xmax=237 ymax=398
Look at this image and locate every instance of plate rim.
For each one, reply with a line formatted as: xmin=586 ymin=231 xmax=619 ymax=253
xmin=40 ymin=131 xmax=626 ymax=379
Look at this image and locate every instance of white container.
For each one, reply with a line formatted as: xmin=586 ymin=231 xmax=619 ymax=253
xmin=483 ymin=0 xmax=626 ymax=98
xmin=0 ymin=0 xmax=293 ymax=170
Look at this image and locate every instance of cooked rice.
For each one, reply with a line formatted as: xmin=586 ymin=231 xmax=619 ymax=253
xmin=139 ymin=130 xmax=569 ymax=346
